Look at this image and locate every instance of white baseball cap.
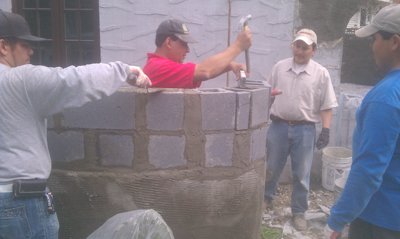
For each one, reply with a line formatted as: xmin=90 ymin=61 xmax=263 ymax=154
xmin=355 ymin=4 xmax=400 ymax=38
xmin=293 ymin=28 xmax=317 ymax=45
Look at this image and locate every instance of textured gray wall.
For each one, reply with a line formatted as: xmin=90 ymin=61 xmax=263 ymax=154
xmin=99 ymin=0 xmax=296 ymax=88
xmin=97 ymin=0 xmax=355 ymax=93
xmin=0 ymin=1 xmax=11 ymax=11
xmin=2 ymin=0 xmax=354 ymax=89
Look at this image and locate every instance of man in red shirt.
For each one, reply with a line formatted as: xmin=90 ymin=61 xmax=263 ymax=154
xmin=143 ymin=19 xmax=252 ymax=88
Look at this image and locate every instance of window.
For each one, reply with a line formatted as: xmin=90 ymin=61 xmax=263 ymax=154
xmin=12 ymin=0 xmax=100 ymax=67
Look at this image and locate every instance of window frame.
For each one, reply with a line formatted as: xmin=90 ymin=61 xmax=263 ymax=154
xmin=12 ymin=0 xmax=100 ymax=67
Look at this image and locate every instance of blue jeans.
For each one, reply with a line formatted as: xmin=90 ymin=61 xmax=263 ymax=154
xmin=0 ymin=192 xmax=59 ymax=239
xmin=264 ymin=120 xmax=316 ymax=214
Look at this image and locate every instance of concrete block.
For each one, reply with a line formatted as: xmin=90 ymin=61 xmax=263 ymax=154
xmin=199 ymin=89 xmax=236 ymax=130
xmin=48 ymin=131 xmax=84 ymax=162
xmin=62 ymin=90 xmax=135 ymax=130
xmin=250 ymin=127 xmax=267 ymax=161
xmin=250 ymin=88 xmax=270 ymax=127
xmin=205 ymin=133 xmax=234 ymax=167
xmin=236 ymin=91 xmax=251 ymax=130
xmin=99 ymin=135 xmax=134 ymax=167
xmin=147 ymin=92 xmax=184 ymax=131
xmin=149 ymin=135 xmax=186 ymax=168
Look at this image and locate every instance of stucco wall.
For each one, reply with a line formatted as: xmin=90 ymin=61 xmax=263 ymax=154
xmin=97 ymin=0 xmax=363 ymax=90
xmin=0 ymin=1 xmax=11 ymax=11
xmin=99 ymin=0 xmax=296 ymax=88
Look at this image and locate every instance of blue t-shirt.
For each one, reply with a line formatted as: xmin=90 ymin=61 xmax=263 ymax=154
xmin=328 ymin=69 xmax=400 ymax=232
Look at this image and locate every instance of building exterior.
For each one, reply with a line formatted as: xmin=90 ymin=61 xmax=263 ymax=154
xmin=346 ymin=0 xmax=393 ymax=34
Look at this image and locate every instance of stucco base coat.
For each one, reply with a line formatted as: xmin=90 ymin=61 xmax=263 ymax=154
xmin=49 ymin=87 xmax=270 ymax=239
xmin=51 ymin=162 xmax=265 ymax=239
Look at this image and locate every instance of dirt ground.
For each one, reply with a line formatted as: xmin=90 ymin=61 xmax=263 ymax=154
xmin=261 ymin=183 xmax=349 ymax=239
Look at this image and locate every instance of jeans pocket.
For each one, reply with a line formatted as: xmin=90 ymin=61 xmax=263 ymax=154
xmin=0 ymin=205 xmax=31 ymax=239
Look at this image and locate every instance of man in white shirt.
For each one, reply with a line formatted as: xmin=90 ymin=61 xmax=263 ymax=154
xmin=264 ymin=28 xmax=338 ymax=231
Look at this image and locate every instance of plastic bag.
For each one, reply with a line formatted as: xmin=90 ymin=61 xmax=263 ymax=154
xmin=87 ymin=209 xmax=174 ymax=239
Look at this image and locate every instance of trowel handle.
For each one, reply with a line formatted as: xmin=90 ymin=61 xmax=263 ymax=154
xmin=241 ymin=19 xmax=250 ymax=73
xmin=245 ymin=49 xmax=250 ymax=73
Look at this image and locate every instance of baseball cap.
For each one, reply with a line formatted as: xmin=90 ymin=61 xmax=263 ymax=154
xmin=355 ymin=4 xmax=400 ymax=38
xmin=293 ymin=28 xmax=317 ymax=45
xmin=156 ymin=19 xmax=197 ymax=43
xmin=0 ymin=10 xmax=47 ymax=42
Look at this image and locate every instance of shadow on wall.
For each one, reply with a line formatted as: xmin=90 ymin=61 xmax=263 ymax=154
xmin=298 ymin=0 xmax=363 ymax=42
xmin=341 ymin=34 xmax=381 ymax=86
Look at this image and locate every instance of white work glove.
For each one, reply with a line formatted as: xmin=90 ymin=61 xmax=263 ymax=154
xmin=323 ymin=224 xmax=341 ymax=239
xmin=127 ymin=66 xmax=152 ymax=88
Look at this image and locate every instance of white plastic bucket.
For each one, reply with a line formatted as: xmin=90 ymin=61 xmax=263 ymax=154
xmin=321 ymin=147 xmax=352 ymax=191
xmin=333 ymin=170 xmax=349 ymax=200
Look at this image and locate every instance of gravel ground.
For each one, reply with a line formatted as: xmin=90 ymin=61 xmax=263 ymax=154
xmin=261 ymin=183 xmax=349 ymax=239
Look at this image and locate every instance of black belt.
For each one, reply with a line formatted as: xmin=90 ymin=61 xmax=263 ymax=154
xmin=270 ymin=115 xmax=314 ymax=126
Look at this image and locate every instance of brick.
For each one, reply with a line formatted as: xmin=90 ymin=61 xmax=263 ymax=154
xmin=147 ymin=92 xmax=184 ymax=131
xmin=226 ymin=89 xmax=251 ymax=130
xmin=200 ymin=89 xmax=236 ymax=130
xmin=62 ymin=90 xmax=135 ymax=130
xmin=205 ymin=133 xmax=234 ymax=167
xmin=250 ymin=88 xmax=271 ymax=127
xmin=99 ymin=135 xmax=134 ymax=167
xmin=148 ymin=135 xmax=186 ymax=168
xmin=250 ymin=127 xmax=267 ymax=161
xmin=48 ymin=131 xmax=84 ymax=162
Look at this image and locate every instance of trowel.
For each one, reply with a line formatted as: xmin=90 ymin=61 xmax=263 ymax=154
xmin=237 ymin=15 xmax=267 ymax=89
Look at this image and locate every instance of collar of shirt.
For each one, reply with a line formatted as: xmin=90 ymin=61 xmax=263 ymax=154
xmin=285 ymin=58 xmax=314 ymax=76
xmin=0 ymin=63 xmax=10 ymax=72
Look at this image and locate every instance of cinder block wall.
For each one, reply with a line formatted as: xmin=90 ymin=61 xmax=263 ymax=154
xmin=48 ymin=87 xmax=271 ymax=239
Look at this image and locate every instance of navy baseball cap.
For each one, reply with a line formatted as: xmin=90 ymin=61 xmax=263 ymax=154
xmin=156 ymin=19 xmax=197 ymax=43
xmin=0 ymin=10 xmax=47 ymax=42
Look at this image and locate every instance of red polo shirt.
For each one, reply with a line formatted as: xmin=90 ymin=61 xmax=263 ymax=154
xmin=143 ymin=53 xmax=201 ymax=89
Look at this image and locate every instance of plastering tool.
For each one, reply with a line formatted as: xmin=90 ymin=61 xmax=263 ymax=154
xmin=237 ymin=15 xmax=268 ymax=88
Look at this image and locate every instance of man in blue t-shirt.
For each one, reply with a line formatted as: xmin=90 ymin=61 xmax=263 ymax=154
xmin=327 ymin=4 xmax=400 ymax=239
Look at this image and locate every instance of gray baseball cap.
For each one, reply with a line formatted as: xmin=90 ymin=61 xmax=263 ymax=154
xmin=156 ymin=19 xmax=197 ymax=43
xmin=355 ymin=4 xmax=400 ymax=38
xmin=0 ymin=10 xmax=47 ymax=42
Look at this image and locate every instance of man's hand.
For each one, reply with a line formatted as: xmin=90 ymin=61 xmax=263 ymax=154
xmin=323 ymin=225 xmax=341 ymax=239
xmin=271 ymin=88 xmax=282 ymax=96
xmin=235 ymin=27 xmax=252 ymax=51
xmin=229 ymin=62 xmax=247 ymax=79
xmin=316 ymin=127 xmax=330 ymax=150
xmin=127 ymin=66 xmax=152 ymax=88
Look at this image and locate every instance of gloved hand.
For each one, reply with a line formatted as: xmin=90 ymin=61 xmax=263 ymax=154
xmin=323 ymin=224 xmax=341 ymax=239
xmin=127 ymin=66 xmax=152 ymax=88
xmin=316 ymin=127 xmax=330 ymax=150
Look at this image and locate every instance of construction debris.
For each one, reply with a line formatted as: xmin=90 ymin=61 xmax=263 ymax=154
xmin=261 ymin=184 xmax=349 ymax=239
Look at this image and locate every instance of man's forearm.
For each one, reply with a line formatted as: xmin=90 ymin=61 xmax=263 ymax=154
xmin=193 ymin=43 xmax=242 ymax=82
xmin=320 ymin=109 xmax=333 ymax=128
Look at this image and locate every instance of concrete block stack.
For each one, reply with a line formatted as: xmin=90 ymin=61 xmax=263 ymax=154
xmin=48 ymin=86 xmax=271 ymax=239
